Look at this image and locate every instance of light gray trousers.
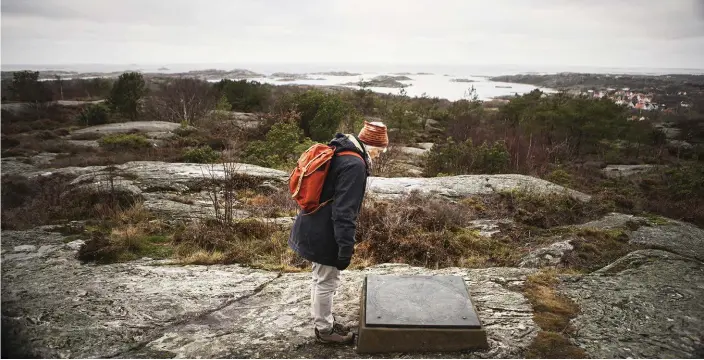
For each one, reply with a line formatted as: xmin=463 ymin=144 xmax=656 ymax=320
xmin=311 ymin=262 xmax=341 ymax=332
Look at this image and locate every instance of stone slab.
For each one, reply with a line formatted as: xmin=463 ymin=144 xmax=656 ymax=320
xmin=365 ymin=275 xmax=481 ymax=328
xmin=357 ymin=275 xmax=489 ymax=353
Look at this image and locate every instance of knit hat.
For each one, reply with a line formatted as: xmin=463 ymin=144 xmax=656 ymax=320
xmin=358 ymin=121 xmax=389 ymax=148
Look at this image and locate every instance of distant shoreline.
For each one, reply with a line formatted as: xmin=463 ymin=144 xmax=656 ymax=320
xmin=6 ymin=67 xmax=702 ymax=102
xmin=3 ymin=63 xmax=704 ymax=77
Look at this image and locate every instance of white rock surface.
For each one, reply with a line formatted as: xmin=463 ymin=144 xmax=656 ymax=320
xmin=416 ymin=142 xmax=435 ymax=150
xmin=602 ymin=164 xmax=656 ymax=178
xmin=398 ymin=146 xmax=430 ymax=157
xmin=68 ymin=121 xmax=181 ymax=139
xmin=367 ymin=174 xmax=592 ymax=201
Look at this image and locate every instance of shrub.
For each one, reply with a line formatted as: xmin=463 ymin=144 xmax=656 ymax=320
xmin=1 ymin=135 xmax=21 ymax=149
xmin=172 ymin=219 xmax=298 ymax=270
xmin=243 ymin=112 xmax=315 ymax=170
xmin=215 ymin=94 xmax=231 ymax=111
xmin=1 ymin=172 xmax=138 ymax=230
xmin=108 ymin=72 xmax=146 ymax=120
xmin=289 ymin=90 xmax=350 ymax=142
xmin=386 ymin=103 xmax=421 ymax=142
xmin=77 ymin=205 xmax=172 ymax=264
xmin=7 ymin=70 xmax=53 ymax=102
xmin=424 ymin=138 xmax=510 ymax=176
xmin=77 ymin=103 xmax=110 ymax=126
xmin=145 ymin=78 xmax=218 ymax=126
xmin=215 ymin=79 xmax=272 ymax=112
xmin=562 ymin=228 xmax=639 ymax=272
xmin=545 ymin=168 xmax=573 ymax=187
xmin=494 ymin=191 xmax=606 ymax=229
xmin=354 ymin=193 xmax=522 ymax=268
xmin=98 ymin=134 xmax=152 ymax=150
xmin=182 ymin=146 xmax=221 ymax=163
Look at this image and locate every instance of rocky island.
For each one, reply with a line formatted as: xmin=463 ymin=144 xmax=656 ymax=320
xmin=343 ymin=75 xmax=412 ymax=88
xmin=450 ymin=78 xmax=477 ymax=83
xmin=311 ymin=71 xmax=361 ymax=76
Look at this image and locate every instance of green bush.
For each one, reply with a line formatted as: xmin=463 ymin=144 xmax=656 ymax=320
xmin=215 ymin=79 xmax=271 ymax=112
xmin=182 ymin=146 xmax=221 ymax=163
xmin=98 ymin=134 xmax=151 ymax=150
xmin=243 ymin=114 xmax=315 ymax=170
xmin=290 ymin=90 xmax=350 ymax=142
xmin=77 ymin=103 xmax=110 ymax=126
xmin=8 ymin=71 xmax=53 ymax=102
xmin=659 ymin=164 xmax=704 ymax=200
xmin=424 ymin=138 xmax=510 ymax=176
xmin=108 ymin=72 xmax=147 ymax=120
xmin=545 ymin=168 xmax=573 ymax=187
xmin=386 ymin=103 xmax=421 ymax=142
xmin=215 ymin=94 xmax=231 ymax=111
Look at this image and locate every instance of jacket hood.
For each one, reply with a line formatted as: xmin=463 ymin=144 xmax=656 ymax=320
xmin=329 ymin=133 xmax=371 ymax=173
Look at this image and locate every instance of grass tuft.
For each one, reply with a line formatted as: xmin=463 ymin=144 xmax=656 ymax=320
xmin=523 ymin=270 xmax=586 ymax=358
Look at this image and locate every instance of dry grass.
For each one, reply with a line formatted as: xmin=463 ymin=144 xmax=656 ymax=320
xmin=525 ymin=331 xmax=587 ymax=359
xmin=46 ymin=145 xmax=186 ymax=168
xmin=239 ymin=188 xmax=298 ymax=218
xmin=172 ymin=218 xmax=303 ymax=271
xmin=523 ymin=270 xmax=586 ymax=358
xmin=350 ymin=191 xmax=616 ymax=269
xmin=178 ymin=250 xmax=226 ymax=265
xmin=1 ymin=173 xmax=139 ymax=230
xmin=562 ymin=228 xmax=641 ymax=272
xmin=486 ymin=191 xmax=609 ymax=229
xmin=354 ymin=193 xmax=526 ymax=269
xmin=76 ymin=204 xmax=173 ymax=263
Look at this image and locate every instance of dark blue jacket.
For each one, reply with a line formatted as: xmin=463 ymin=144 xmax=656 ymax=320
xmin=288 ymin=134 xmax=369 ymax=267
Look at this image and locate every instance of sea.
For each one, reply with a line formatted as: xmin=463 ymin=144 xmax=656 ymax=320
xmin=3 ymin=63 xmax=703 ymax=101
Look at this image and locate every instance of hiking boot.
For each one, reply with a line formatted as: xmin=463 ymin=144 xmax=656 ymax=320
xmin=315 ymin=327 xmax=354 ymax=344
xmin=332 ymin=316 xmax=351 ymax=333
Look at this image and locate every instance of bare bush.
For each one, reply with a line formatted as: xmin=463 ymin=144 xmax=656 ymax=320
xmin=146 ymin=78 xmax=218 ymax=126
xmin=370 ymin=146 xmax=402 ymax=177
xmin=201 ymin=163 xmax=261 ymax=224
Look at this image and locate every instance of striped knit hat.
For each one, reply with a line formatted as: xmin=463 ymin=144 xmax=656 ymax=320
xmin=358 ymin=121 xmax=389 ymax=148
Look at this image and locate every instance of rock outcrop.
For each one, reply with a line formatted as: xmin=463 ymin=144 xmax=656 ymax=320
xmin=562 ymin=249 xmax=704 ymax=358
xmin=602 ymin=164 xmax=656 ymax=178
xmin=68 ymin=121 xmax=181 ymax=140
xmin=1 ymin=229 xmax=538 ymax=358
xmin=1 ymin=161 xmax=593 ymax=221
xmin=520 ymin=212 xmax=704 ymax=267
xmin=578 ymin=213 xmax=704 ymax=261
xmin=367 ymin=174 xmax=591 ymax=201
xmin=3 ymin=223 xmax=703 ymax=358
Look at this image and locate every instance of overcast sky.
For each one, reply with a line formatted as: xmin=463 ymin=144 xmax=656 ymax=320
xmin=2 ymin=0 xmax=704 ymax=69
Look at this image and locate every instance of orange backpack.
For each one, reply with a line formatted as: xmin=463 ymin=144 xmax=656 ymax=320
xmin=289 ymin=143 xmax=363 ymax=213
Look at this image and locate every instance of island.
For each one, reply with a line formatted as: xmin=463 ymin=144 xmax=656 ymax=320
xmin=450 ymin=78 xmax=477 ymax=83
xmin=342 ymin=75 xmax=412 ymax=88
xmin=312 ymin=71 xmax=361 ymax=76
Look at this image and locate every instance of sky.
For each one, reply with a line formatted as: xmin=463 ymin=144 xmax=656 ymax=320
xmin=2 ymin=0 xmax=704 ymax=70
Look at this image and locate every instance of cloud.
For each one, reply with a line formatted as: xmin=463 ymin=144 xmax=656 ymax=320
xmin=2 ymin=0 xmax=703 ymax=69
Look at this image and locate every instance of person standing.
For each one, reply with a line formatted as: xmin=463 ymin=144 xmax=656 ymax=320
xmin=288 ymin=121 xmax=389 ymax=343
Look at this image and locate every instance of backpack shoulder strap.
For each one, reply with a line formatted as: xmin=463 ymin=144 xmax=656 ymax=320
xmin=336 ymin=150 xmax=363 ymax=160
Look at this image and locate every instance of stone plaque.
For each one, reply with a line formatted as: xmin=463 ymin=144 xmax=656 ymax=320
xmin=364 ymin=275 xmax=481 ymax=328
xmin=356 ymin=274 xmax=488 ymax=353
